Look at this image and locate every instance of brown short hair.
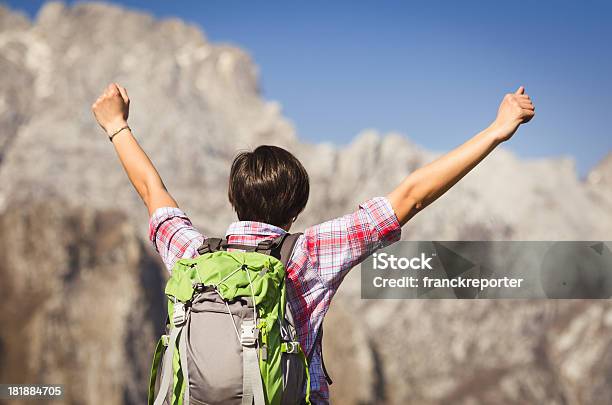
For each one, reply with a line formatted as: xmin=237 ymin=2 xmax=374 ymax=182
xmin=228 ymin=145 xmax=309 ymax=227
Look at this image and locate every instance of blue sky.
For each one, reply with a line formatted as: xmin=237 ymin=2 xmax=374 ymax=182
xmin=6 ymin=0 xmax=612 ymax=175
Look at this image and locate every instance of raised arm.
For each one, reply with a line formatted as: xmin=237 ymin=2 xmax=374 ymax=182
xmin=92 ymin=83 xmax=178 ymax=216
xmin=388 ymin=86 xmax=535 ymax=225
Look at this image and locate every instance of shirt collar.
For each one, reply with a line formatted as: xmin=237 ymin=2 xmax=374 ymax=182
xmin=225 ymin=221 xmax=288 ymax=238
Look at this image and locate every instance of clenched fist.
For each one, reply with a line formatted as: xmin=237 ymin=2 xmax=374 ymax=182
xmin=92 ymin=83 xmax=130 ymax=135
xmin=491 ymin=86 xmax=535 ymax=142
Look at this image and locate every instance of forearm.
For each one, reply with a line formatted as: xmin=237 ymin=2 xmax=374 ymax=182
xmin=111 ymin=127 xmax=157 ymax=197
xmin=92 ymin=83 xmax=178 ymax=215
xmin=388 ymin=124 xmax=502 ymax=225
xmin=111 ymin=127 xmax=177 ymax=213
xmin=388 ymin=86 xmax=535 ymax=225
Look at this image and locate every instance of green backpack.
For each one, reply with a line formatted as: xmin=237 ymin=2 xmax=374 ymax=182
xmin=148 ymin=234 xmax=311 ymax=405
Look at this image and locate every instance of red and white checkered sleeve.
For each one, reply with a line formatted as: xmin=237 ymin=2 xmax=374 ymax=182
xmin=148 ymin=207 xmax=206 ymax=272
xmin=303 ymin=196 xmax=402 ymax=290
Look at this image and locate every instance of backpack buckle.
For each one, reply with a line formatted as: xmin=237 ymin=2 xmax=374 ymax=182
xmin=240 ymin=320 xmax=259 ymax=346
xmin=173 ymin=301 xmax=188 ymax=327
xmin=285 ymin=341 xmax=300 ymax=354
xmin=256 ymin=235 xmax=285 ymax=252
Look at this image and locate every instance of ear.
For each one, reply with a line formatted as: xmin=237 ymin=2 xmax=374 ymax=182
xmin=283 ymin=217 xmax=298 ymax=232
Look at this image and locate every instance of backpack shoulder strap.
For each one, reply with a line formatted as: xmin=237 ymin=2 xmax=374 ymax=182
xmin=277 ymin=232 xmax=303 ymax=268
xmin=277 ymin=233 xmax=334 ymax=385
xmin=308 ymin=325 xmax=333 ymax=385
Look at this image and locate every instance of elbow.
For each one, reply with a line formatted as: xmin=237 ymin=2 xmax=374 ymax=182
xmin=404 ymin=192 xmax=426 ymax=213
xmin=140 ymin=175 xmax=166 ymax=204
xmin=389 ymin=180 xmax=427 ymax=226
xmin=401 ymin=177 xmax=428 ymax=212
xmin=139 ymin=180 xmax=153 ymax=208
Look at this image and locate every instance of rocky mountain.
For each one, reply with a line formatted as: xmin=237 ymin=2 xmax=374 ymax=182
xmin=0 ymin=2 xmax=611 ymax=404
xmin=0 ymin=198 xmax=165 ymax=404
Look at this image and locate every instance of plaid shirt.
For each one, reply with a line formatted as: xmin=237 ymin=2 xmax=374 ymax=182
xmin=149 ymin=197 xmax=401 ymax=404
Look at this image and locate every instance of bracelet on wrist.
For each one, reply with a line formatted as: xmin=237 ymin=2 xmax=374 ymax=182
xmin=108 ymin=125 xmax=130 ymax=142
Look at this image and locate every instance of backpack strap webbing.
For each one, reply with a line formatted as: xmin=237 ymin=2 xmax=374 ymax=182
xmin=241 ymin=320 xmax=266 ymax=405
xmin=277 ymin=233 xmax=333 ymax=386
xmin=308 ymin=326 xmax=333 ymax=385
xmin=266 ymin=233 xmax=302 ymax=330
xmin=276 ymin=232 xmax=303 ymax=268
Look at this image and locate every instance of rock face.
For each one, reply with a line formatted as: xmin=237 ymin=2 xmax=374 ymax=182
xmin=325 ymin=291 xmax=612 ymax=404
xmin=0 ymin=198 xmax=166 ymax=405
xmin=0 ymin=2 xmax=611 ymax=404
